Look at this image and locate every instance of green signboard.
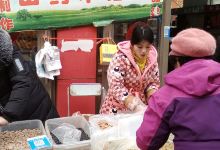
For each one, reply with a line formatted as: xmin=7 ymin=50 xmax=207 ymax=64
xmin=0 ymin=0 xmax=163 ymax=32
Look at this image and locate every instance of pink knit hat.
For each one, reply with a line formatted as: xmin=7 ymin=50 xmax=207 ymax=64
xmin=170 ymin=28 xmax=216 ymax=57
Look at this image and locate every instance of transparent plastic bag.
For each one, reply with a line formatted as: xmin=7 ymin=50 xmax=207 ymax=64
xmin=103 ymin=137 xmax=139 ymax=150
xmin=89 ymin=115 xmax=119 ymax=150
xmin=89 ymin=114 xmax=118 ymax=132
xmin=89 ymin=114 xmax=143 ymax=150
xmin=51 ymin=123 xmax=81 ymax=144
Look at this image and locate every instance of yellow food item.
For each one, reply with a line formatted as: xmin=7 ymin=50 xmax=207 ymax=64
xmin=160 ymin=142 xmax=174 ymax=150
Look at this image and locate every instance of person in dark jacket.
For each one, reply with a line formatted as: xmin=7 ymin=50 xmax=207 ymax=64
xmin=0 ymin=29 xmax=59 ymax=125
xmin=136 ymin=28 xmax=220 ymax=150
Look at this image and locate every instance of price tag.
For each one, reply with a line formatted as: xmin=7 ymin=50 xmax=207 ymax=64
xmin=27 ymin=135 xmax=52 ymax=150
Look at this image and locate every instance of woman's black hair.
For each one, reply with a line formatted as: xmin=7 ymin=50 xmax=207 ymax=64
xmin=130 ymin=23 xmax=154 ymax=45
xmin=168 ymin=55 xmax=214 ymax=72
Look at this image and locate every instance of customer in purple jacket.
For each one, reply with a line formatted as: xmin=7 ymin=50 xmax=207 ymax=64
xmin=136 ymin=28 xmax=219 ymax=150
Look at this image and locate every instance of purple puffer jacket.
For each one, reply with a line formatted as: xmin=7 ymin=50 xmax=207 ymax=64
xmin=137 ymin=59 xmax=220 ymax=150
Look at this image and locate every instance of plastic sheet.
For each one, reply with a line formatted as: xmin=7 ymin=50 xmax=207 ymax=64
xmin=51 ymin=123 xmax=81 ymax=144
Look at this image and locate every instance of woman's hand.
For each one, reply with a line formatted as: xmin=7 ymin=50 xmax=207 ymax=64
xmin=0 ymin=116 xmax=8 ymax=126
xmin=125 ymin=96 xmax=138 ymax=111
xmin=125 ymin=96 xmax=146 ymax=112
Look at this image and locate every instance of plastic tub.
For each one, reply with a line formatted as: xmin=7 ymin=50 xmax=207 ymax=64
xmin=0 ymin=120 xmax=47 ymax=150
xmin=0 ymin=119 xmax=46 ymax=134
xmin=45 ymin=116 xmax=91 ymax=150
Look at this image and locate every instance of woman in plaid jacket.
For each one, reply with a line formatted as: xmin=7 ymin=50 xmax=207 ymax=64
xmin=100 ymin=23 xmax=160 ymax=114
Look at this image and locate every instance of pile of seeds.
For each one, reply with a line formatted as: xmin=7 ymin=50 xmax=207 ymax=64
xmin=0 ymin=129 xmax=42 ymax=150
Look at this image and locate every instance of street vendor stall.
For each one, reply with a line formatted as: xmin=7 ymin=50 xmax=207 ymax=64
xmin=0 ymin=1 xmax=170 ymax=149
xmin=0 ymin=0 xmax=163 ymax=116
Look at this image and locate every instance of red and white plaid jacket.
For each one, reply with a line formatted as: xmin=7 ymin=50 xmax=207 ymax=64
xmin=100 ymin=41 xmax=160 ymax=114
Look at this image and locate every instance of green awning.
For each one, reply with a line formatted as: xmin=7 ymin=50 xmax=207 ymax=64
xmin=93 ymin=20 xmax=114 ymax=27
xmin=6 ymin=2 xmax=163 ymax=32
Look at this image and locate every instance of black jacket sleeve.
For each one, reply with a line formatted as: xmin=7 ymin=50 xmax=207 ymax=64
xmin=3 ymin=50 xmax=31 ymax=121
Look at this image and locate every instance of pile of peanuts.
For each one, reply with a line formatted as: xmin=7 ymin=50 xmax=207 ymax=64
xmin=0 ymin=129 xmax=42 ymax=150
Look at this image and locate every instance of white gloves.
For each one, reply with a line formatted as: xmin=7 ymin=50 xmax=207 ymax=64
xmin=125 ymin=96 xmax=146 ymax=112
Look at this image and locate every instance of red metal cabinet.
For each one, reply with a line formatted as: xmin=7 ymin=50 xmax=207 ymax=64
xmin=57 ymin=26 xmax=97 ymax=79
xmin=56 ymin=26 xmax=97 ymax=116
